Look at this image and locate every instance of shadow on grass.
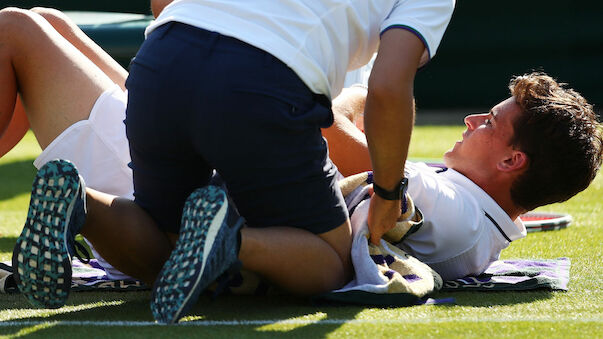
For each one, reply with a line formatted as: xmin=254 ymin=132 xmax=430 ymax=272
xmin=2 ymin=289 xmax=558 ymax=337
xmin=2 ymin=293 xmax=364 ymax=337
xmin=189 ymin=294 xmax=365 ymax=337
xmin=0 ymin=236 xmax=17 ymax=255
xmin=0 ymin=159 xmax=36 ymax=201
xmin=432 ymin=289 xmax=555 ymax=307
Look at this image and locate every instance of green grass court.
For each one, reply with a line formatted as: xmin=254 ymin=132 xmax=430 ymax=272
xmin=1 ymin=126 xmax=601 ymax=338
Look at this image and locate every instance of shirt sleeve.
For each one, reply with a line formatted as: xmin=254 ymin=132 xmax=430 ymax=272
xmin=381 ymin=0 xmax=456 ymax=66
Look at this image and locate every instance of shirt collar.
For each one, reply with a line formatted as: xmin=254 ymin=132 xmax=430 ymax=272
xmin=439 ymin=168 xmax=527 ymax=241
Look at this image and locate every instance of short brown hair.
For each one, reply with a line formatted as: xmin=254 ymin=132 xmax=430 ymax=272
xmin=508 ymin=72 xmax=603 ymax=211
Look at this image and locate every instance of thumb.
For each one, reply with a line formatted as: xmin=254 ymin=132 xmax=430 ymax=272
xmin=369 ymin=231 xmax=382 ymax=245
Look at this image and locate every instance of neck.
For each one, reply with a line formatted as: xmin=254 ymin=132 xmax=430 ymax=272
xmin=468 ymin=172 xmax=526 ymax=221
xmin=488 ymin=190 xmax=526 ymax=221
xmin=453 ymin=167 xmax=527 ymax=220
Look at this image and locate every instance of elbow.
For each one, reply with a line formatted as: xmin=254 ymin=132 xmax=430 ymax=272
xmin=367 ymin=75 xmax=414 ymax=106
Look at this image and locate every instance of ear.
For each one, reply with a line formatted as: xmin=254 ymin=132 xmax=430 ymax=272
xmin=497 ymin=150 xmax=528 ymax=172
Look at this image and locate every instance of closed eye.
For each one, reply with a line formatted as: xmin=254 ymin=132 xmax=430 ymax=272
xmin=484 ymin=112 xmax=495 ymax=126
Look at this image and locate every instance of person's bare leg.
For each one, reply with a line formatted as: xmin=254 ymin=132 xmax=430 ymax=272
xmin=0 ymin=98 xmax=29 ymax=158
xmin=0 ymin=8 xmax=112 ymax=148
xmin=0 ymin=8 xmax=170 ymax=283
xmin=0 ymin=12 xmax=18 ymax=142
xmin=239 ymin=220 xmax=353 ymax=295
xmin=1 ymin=7 xmax=127 ymax=157
xmin=29 ymin=7 xmax=128 ymax=89
xmin=151 ymin=0 xmax=176 ymax=18
xmin=83 ymin=189 xmax=172 ymax=285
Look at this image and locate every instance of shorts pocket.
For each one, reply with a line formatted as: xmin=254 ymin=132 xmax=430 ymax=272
xmin=232 ymin=86 xmax=333 ymax=130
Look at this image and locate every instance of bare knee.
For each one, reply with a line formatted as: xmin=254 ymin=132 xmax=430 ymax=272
xmin=319 ymin=220 xmax=354 ymax=285
xmin=315 ymin=251 xmax=350 ymax=293
xmin=0 ymin=7 xmax=45 ymax=43
xmin=0 ymin=6 xmax=28 ymax=17
xmin=0 ymin=8 xmax=33 ymax=36
xmin=30 ymin=6 xmax=62 ymax=17
xmin=30 ymin=7 xmax=73 ymax=31
xmin=0 ymin=8 xmax=73 ymax=40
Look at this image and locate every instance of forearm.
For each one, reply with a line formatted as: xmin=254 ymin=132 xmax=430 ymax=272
xmin=322 ymin=112 xmax=371 ymax=176
xmin=363 ymin=28 xmax=424 ymax=244
xmin=365 ymin=88 xmax=414 ymax=190
xmin=364 ymin=29 xmax=423 ymax=190
xmin=323 ymin=86 xmax=372 ymax=176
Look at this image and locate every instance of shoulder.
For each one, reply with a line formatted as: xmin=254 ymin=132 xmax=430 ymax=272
xmin=382 ymin=0 xmax=456 ymax=63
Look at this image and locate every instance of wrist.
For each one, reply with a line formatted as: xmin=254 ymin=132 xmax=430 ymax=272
xmin=373 ymin=177 xmax=408 ymax=201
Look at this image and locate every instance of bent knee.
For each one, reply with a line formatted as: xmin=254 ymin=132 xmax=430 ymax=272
xmin=0 ymin=7 xmax=31 ymax=23
xmin=318 ymin=220 xmax=353 ymax=287
xmin=0 ymin=7 xmax=42 ymax=39
xmin=30 ymin=7 xmax=69 ymax=25
xmin=30 ymin=6 xmax=60 ymax=15
xmin=320 ymin=220 xmax=353 ymax=263
xmin=319 ymin=262 xmax=349 ymax=292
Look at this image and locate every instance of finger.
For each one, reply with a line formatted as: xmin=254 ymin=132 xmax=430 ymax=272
xmin=369 ymin=232 xmax=381 ymax=245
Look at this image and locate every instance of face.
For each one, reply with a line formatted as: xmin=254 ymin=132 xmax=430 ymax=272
xmin=443 ymin=97 xmax=522 ymax=178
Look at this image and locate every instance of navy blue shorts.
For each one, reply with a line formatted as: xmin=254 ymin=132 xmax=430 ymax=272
xmin=124 ymin=23 xmax=348 ymax=234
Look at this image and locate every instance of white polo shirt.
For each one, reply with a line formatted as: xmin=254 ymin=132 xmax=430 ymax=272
xmin=146 ymin=0 xmax=455 ymax=99
xmin=398 ymin=162 xmax=527 ymax=280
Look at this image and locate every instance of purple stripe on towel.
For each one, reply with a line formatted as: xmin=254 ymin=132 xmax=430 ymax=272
xmin=498 ymin=259 xmax=557 ymax=269
xmin=403 ymin=274 xmax=422 ymax=283
xmin=370 ymin=254 xmax=396 ymax=266
xmin=443 ymin=258 xmax=571 ymax=291
xmin=371 ymin=254 xmax=386 ymax=265
xmin=384 ymin=270 xmax=396 ymax=280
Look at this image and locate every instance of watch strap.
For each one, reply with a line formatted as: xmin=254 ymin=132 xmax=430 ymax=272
xmin=373 ymin=178 xmax=408 ymax=201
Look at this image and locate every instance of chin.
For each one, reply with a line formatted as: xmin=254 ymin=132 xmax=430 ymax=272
xmin=443 ymin=152 xmax=463 ymax=171
xmin=443 ymin=149 xmax=454 ymax=166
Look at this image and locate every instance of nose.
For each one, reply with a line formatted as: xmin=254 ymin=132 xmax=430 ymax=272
xmin=464 ymin=113 xmax=488 ymax=130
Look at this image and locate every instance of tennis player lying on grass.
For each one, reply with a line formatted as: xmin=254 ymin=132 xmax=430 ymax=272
xmin=2 ymin=7 xmax=602 ymax=315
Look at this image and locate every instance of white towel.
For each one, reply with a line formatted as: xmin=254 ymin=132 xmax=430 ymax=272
xmin=318 ymin=171 xmax=442 ymax=305
xmin=331 ymin=198 xmax=441 ymax=298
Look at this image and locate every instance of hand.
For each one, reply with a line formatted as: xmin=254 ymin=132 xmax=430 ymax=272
xmin=367 ymin=190 xmax=402 ymax=245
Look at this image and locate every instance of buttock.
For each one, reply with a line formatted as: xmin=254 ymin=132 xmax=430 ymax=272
xmin=124 ymin=22 xmax=348 ymax=234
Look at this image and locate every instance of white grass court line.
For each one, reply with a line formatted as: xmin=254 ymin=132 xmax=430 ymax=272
xmin=1 ymin=317 xmax=601 ymax=327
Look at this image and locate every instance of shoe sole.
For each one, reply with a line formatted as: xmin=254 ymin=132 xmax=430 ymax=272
xmin=151 ymin=186 xmax=231 ymax=324
xmin=12 ymin=160 xmax=82 ymax=308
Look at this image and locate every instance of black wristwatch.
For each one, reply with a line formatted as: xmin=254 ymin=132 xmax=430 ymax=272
xmin=373 ymin=178 xmax=408 ymax=200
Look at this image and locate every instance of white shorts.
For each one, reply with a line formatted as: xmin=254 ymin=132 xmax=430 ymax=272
xmin=34 ymin=84 xmax=133 ymax=199
xmin=33 ymin=85 xmax=134 ymax=280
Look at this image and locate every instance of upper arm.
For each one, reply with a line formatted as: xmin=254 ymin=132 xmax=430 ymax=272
xmin=369 ymin=28 xmax=425 ymax=99
xmin=380 ymin=0 xmax=456 ymax=67
xmin=370 ymin=0 xmax=456 ymax=97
